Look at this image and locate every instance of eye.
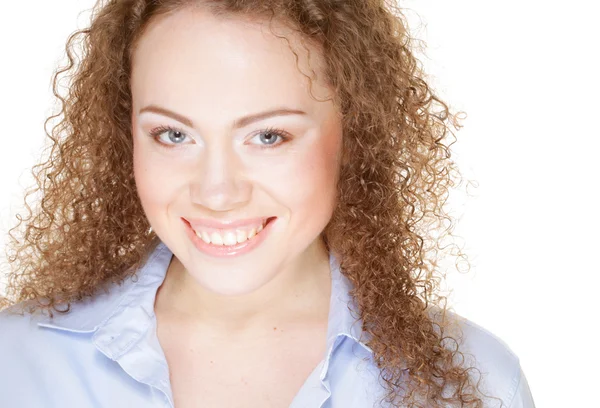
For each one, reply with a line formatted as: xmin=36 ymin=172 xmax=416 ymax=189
xmin=148 ymin=125 xmax=291 ymax=149
xmin=249 ymin=127 xmax=291 ymax=149
xmin=148 ymin=125 xmax=190 ymax=147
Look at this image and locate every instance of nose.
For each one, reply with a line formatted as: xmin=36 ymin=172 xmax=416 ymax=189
xmin=189 ymin=142 xmax=251 ymax=212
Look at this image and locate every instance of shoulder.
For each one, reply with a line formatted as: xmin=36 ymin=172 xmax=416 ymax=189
xmin=0 ymin=300 xmax=96 ymax=361
xmin=0 ymin=302 xmax=96 ymax=405
xmin=0 ymin=301 xmax=44 ymax=340
xmin=0 ymin=303 xmax=48 ymax=388
xmin=0 ymin=301 xmax=57 ymax=356
xmin=438 ymin=310 xmax=536 ymax=408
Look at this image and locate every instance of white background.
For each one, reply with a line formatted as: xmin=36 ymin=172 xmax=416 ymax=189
xmin=1 ymin=1 xmax=598 ymax=407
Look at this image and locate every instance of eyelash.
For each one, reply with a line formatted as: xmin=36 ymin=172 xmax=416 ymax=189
xmin=148 ymin=125 xmax=291 ymax=150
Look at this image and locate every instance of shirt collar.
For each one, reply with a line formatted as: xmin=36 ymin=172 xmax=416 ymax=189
xmin=37 ymin=238 xmax=171 ymax=333
xmin=37 ymin=238 xmax=373 ymax=355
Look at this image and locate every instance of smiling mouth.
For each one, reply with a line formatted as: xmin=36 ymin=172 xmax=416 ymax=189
xmin=188 ymin=217 xmax=276 ymax=247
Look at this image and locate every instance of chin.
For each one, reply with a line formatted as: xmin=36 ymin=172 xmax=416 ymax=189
xmin=190 ymin=265 xmax=281 ymax=297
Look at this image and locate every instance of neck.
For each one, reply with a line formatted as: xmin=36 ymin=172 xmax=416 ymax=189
xmin=154 ymin=239 xmax=332 ymax=335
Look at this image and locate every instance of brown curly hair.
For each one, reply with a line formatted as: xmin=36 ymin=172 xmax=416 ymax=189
xmin=1 ymin=0 xmax=499 ymax=406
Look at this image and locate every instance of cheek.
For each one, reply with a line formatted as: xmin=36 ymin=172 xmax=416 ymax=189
xmin=132 ymin=120 xmax=154 ymax=207
xmin=275 ymin=136 xmax=341 ymax=219
xmin=132 ymin=137 xmax=181 ymax=217
xmin=133 ymin=141 xmax=158 ymax=218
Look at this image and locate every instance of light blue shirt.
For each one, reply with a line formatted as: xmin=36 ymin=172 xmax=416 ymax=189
xmin=0 ymin=240 xmax=535 ymax=407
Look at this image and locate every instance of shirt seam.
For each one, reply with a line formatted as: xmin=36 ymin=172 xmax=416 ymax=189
xmin=94 ymin=241 xmax=168 ymax=333
xmin=109 ymin=316 xmax=154 ymax=361
xmin=505 ymin=363 xmax=523 ymax=408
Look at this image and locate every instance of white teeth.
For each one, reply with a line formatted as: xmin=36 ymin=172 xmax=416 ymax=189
xmin=210 ymin=232 xmax=223 ymax=245
xmin=236 ymin=229 xmax=248 ymax=244
xmin=193 ymin=218 xmax=270 ymax=247
xmin=223 ymin=231 xmax=237 ymax=246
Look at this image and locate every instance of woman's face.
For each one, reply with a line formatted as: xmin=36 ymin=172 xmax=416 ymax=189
xmin=130 ymin=8 xmax=343 ymax=296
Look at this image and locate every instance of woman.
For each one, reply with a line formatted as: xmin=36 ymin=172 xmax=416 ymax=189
xmin=0 ymin=1 xmax=535 ymax=407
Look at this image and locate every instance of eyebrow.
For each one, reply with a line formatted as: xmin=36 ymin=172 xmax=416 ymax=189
xmin=138 ymin=105 xmax=307 ymax=129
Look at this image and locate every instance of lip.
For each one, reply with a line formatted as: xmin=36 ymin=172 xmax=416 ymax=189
xmin=183 ymin=217 xmax=277 ymax=258
xmin=183 ymin=216 xmax=270 ymax=230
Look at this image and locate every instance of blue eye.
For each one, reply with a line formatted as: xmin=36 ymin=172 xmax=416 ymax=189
xmin=149 ymin=126 xmax=189 ymax=147
xmin=148 ymin=125 xmax=291 ymax=149
xmin=250 ymin=127 xmax=290 ymax=149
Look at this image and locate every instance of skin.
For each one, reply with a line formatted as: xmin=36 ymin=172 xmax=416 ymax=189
xmin=130 ymin=7 xmax=343 ymax=339
xmin=130 ymin=11 xmax=343 ymax=404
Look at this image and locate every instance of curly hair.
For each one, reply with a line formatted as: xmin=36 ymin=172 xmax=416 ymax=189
xmin=1 ymin=0 xmax=497 ymax=406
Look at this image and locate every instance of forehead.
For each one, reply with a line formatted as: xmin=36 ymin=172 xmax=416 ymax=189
xmin=130 ymin=8 xmax=334 ymax=124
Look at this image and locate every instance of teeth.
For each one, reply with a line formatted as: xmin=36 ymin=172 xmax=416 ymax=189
xmin=200 ymin=230 xmax=211 ymax=244
xmin=193 ymin=218 xmax=269 ymax=247
xmin=210 ymin=232 xmax=223 ymax=245
xmin=223 ymin=231 xmax=237 ymax=246
xmin=196 ymin=231 xmax=210 ymax=244
xmin=236 ymin=229 xmax=247 ymax=244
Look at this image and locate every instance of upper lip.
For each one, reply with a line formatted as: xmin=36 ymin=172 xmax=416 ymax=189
xmin=183 ymin=216 xmax=273 ymax=230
